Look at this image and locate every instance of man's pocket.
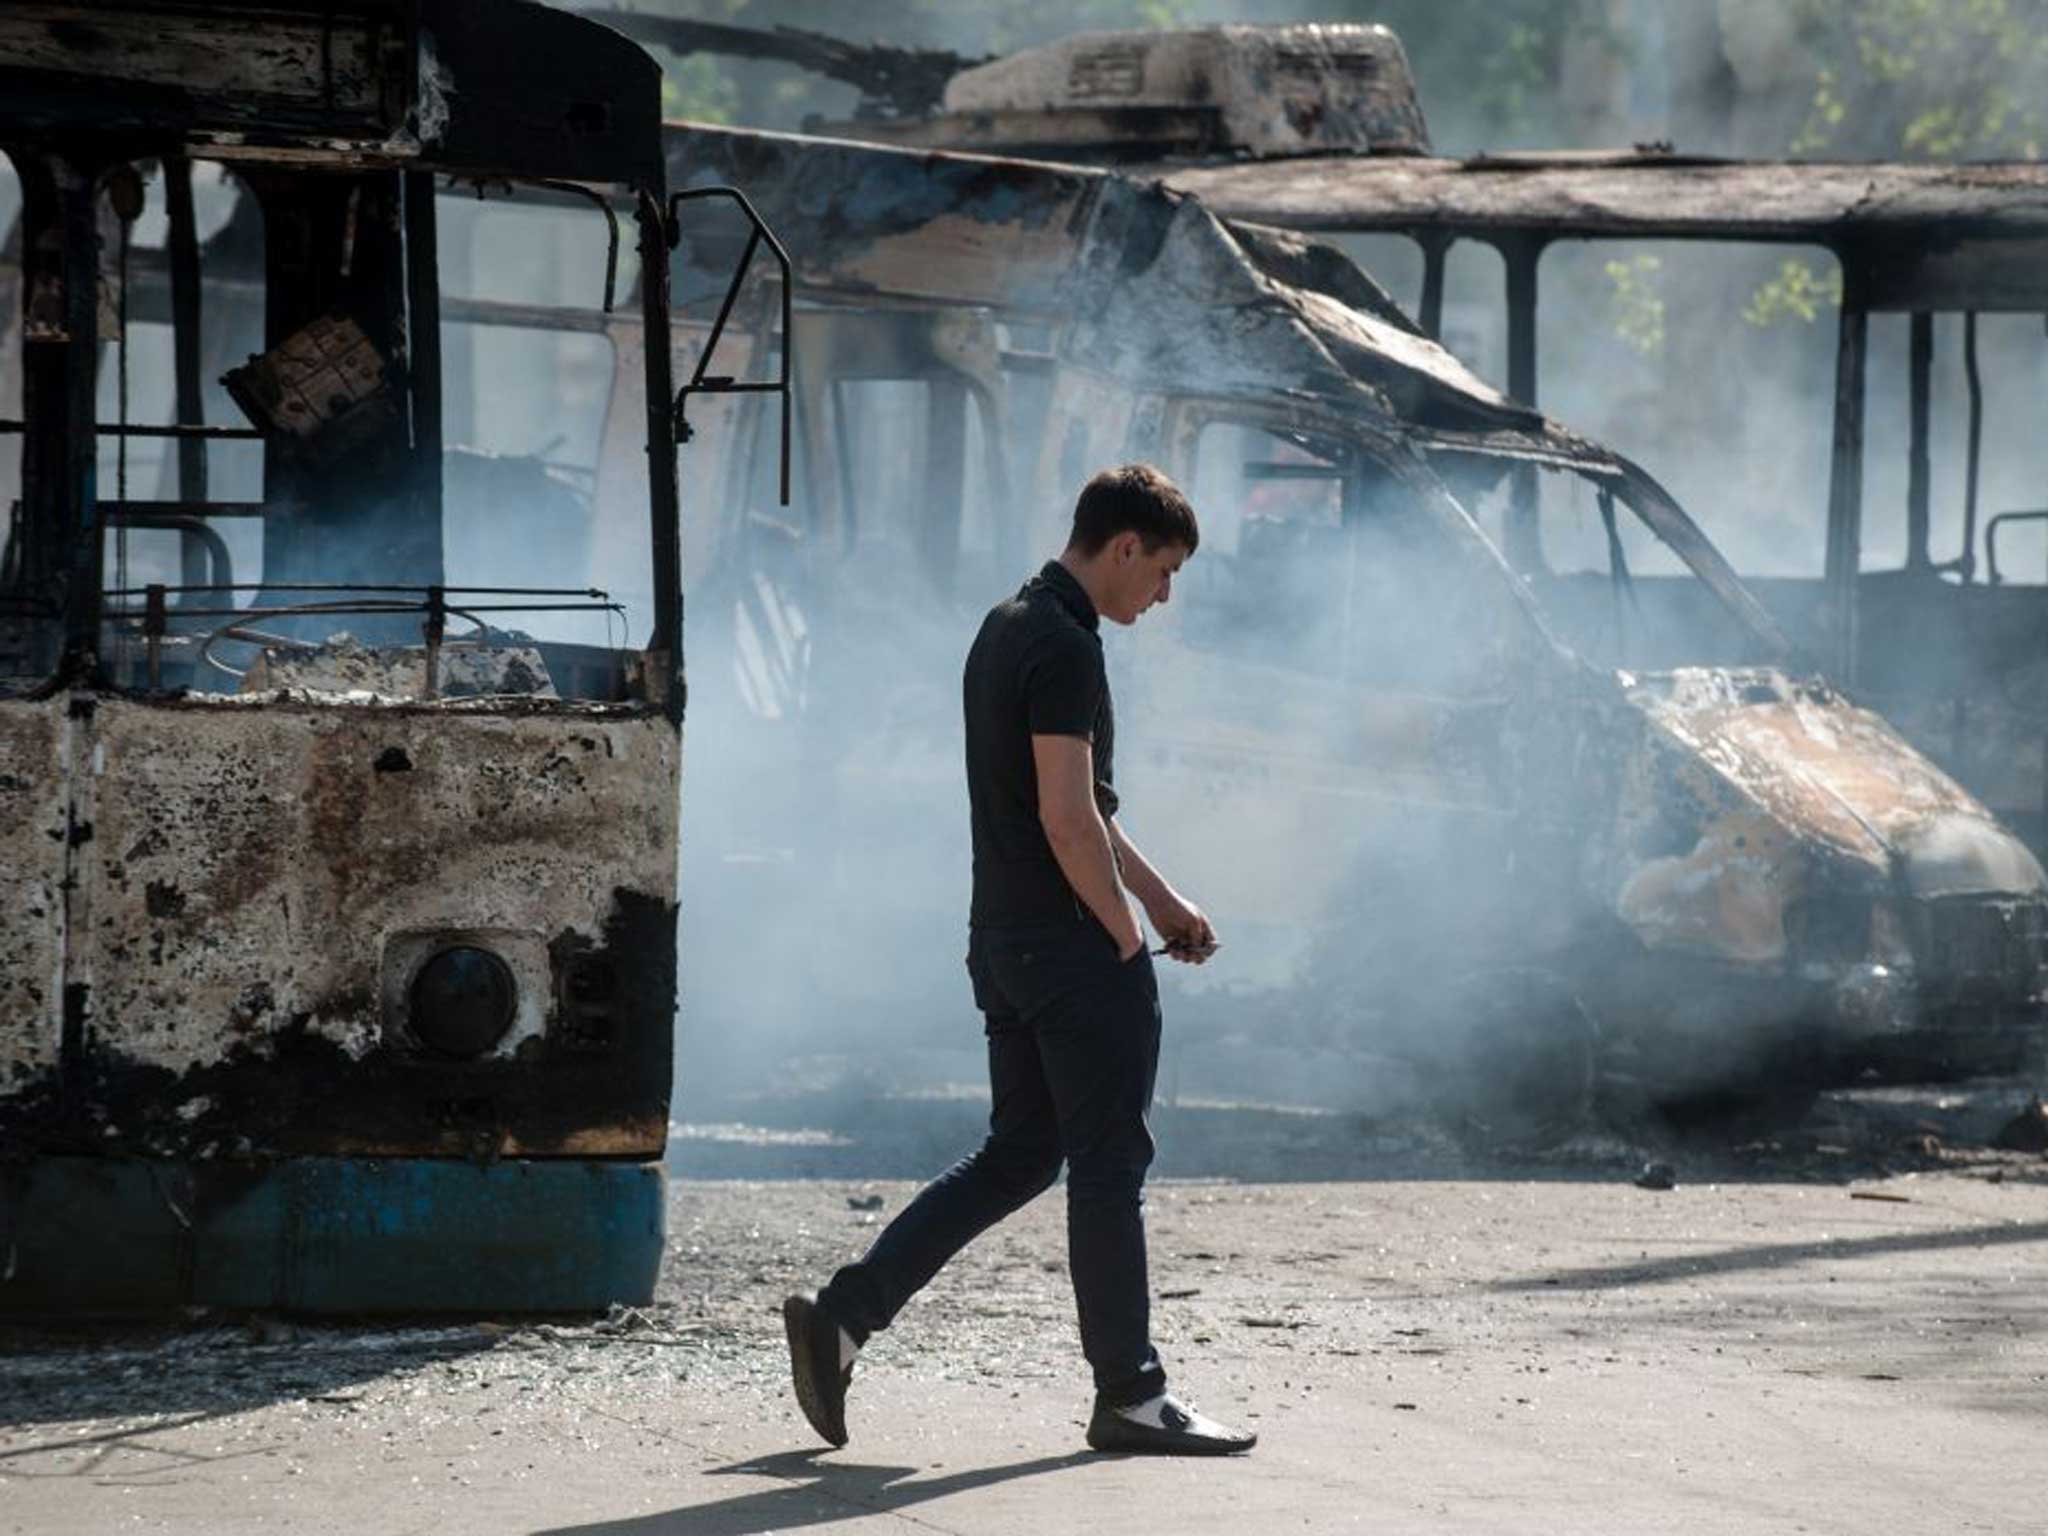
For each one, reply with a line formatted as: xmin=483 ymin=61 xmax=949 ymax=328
xmin=984 ymin=921 xmax=1155 ymax=1020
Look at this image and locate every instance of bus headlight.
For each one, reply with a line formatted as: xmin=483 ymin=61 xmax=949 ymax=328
xmin=408 ymin=945 xmax=517 ymax=1058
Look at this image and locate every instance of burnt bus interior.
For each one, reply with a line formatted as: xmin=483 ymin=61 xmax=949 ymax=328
xmin=0 ymin=1 xmax=686 ymax=713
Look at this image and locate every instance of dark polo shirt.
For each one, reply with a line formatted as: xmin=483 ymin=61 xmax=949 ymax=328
xmin=964 ymin=560 xmax=1118 ymax=928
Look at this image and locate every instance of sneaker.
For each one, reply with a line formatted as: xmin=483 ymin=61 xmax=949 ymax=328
xmin=782 ymin=1293 xmax=851 ymax=1448
xmin=1085 ymin=1392 xmax=1257 ymax=1456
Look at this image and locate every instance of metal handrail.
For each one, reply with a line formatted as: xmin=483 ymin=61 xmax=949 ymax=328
xmin=101 ymin=583 xmax=613 ymax=597
xmin=448 ymin=176 xmax=623 ymax=314
xmin=102 ymin=583 xmax=627 ymax=694
xmin=668 ymin=185 xmax=794 ymax=505
xmin=107 ymin=514 xmax=234 ymax=606
xmin=187 ymin=603 xmax=490 ymax=683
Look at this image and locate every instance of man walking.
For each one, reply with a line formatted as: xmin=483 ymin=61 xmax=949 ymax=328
xmin=783 ymin=464 xmax=1255 ymax=1457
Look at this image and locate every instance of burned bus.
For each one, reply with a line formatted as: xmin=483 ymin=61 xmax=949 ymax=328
xmin=0 ymin=1 xmax=754 ymax=1312
xmin=659 ymin=123 xmax=2048 ymax=1137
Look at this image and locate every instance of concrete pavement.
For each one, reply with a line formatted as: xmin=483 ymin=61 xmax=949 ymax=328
xmin=5 ymin=1168 xmax=2044 ymax=1534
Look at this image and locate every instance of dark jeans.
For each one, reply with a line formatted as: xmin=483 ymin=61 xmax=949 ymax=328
xmin=817 ymin=917 xmax=1167 ymax=1406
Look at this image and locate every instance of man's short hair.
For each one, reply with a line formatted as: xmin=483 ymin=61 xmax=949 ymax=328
xmin=1067 ymin=463 xmax=1200 ymax=556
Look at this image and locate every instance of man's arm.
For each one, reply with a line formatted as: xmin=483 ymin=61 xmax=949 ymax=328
xmin=1106 ymin=818 xmax=1173 ymax=916
xmin=1108 ymin=818 xmax=1218 ymax=965
xmin=1033 ymin=733 xmax=1145 ymax=960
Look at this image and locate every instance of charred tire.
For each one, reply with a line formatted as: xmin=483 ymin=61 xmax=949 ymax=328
xmin=1419 ymin=970 xmax=1598 ymax=1155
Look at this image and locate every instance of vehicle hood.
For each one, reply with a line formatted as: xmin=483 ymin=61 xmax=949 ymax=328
xmin=1621 ymin=667 xmax=2044 ymax=892
xmin=1610 ymin=666 xmax=2045 ymax=965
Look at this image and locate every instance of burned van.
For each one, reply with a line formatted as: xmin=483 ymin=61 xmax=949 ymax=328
xmin=662 ymin=126 xmax=2046 ymax=1132
xmin=0 ymin=1 xmax=733 ymax=1312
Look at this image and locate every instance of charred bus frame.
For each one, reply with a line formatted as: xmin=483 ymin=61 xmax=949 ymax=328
xmin=0 ymin=1 xmax=737 ymax=1314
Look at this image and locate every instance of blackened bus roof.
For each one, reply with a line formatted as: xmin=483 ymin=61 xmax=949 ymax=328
xmin=0 ymin=1 xmax=663 ymax=188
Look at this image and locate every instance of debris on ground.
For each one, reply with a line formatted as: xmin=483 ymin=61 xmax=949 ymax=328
xmin=1989 ymin=1097 xmax=2048 ymax=1152
xmin=1633 ymin=1161 xmax=1677 ymax=1191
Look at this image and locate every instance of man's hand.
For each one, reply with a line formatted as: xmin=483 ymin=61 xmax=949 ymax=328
xmin=1104 ymin=818 xmax=1218 ymax=965
xmin=1147 ymin=891 xmax=1218 ymax=965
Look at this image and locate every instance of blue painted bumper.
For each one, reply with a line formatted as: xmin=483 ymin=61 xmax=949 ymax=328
xmin=0 ymin=1156 xmax=666 ymax=1315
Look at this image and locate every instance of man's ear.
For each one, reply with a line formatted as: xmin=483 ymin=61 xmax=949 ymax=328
xmin=1112 ymin=530 xmax=1141 ymax=564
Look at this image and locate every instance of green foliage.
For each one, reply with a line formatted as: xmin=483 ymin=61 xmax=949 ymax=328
xmin=1602 ymin=254 xmax=1665 ymax=356
xmin=661 ymin=54 xmax=740 ymax=124
xmin=1786 ymin=0 xmax=2048 ymax=159
xmin=1742 ymin=259 xmax=1845 ymax=328
xmin=1742 ymin=3 xmax=2047 ymax=325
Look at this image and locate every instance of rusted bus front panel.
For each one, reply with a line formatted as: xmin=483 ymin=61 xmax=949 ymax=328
xmin=7 ymin=695 xmax=679 ymax=1162
xmin=0 ymin=701 xmax=67 ymax=1091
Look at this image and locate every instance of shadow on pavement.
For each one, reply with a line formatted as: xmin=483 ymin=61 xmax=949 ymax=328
xmin=531 ymin=1447 xmax=1095 ymax=1535
xmin=0 ymin=1322 xmax=498 ymax=1430
xmin=0 ymin=1407 xmax=291 ymax=1483
xmin=1493 ymin=1217 xmax=2048 ymax=1293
